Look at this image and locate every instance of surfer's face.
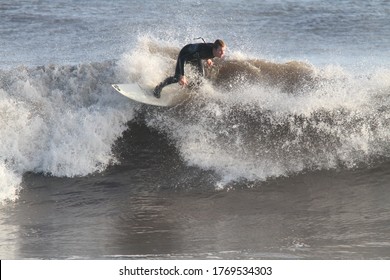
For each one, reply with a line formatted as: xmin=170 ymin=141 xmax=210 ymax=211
xmin=214 ymin=46 xmax=226 ymax=58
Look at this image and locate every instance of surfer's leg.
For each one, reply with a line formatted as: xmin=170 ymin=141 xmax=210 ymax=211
xmin=153 ymin=76 xmax=178 ymax=98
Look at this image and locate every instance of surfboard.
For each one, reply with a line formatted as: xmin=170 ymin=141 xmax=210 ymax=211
xmin=112 ymin=83 xmax=190 ymax=107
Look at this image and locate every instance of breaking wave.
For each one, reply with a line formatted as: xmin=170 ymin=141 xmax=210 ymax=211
xmin=1 ymin=36 xmax=390 ymax=202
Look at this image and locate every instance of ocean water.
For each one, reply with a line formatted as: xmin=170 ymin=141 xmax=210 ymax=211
xmin=1 ymin=0 xmax=390 ymax=259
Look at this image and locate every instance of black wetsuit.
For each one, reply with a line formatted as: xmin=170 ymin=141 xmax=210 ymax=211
xmin=154 ymin=43 xmax=215 ymax=95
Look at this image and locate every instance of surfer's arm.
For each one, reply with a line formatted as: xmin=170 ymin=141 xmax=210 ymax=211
xmin=175 ymin=52 xmax=194 ymax=87
xmin=176 ymin=51 xmax=194 ymax=76
xmin=177 ymin=55 xmax=186 ymax=77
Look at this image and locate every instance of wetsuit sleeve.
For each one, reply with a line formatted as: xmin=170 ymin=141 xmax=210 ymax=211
xmin=176 ymin=49 xmax=194 ymax=76
xmin=176 ymin=55 xmax=187 ymax=76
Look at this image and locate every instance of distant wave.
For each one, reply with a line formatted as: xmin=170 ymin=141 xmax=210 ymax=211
xmin=1 ymin=36 xmax=390 ymax=202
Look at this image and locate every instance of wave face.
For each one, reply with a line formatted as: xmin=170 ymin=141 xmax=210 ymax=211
xmin=1 ymin=37 xmax=390 ymax=202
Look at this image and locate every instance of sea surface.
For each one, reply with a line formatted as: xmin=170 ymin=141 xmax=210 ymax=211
xmin=1 ymin=0 xmax=390 ymax=259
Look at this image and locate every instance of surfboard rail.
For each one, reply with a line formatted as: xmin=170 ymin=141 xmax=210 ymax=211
xmin=112 ymin=83 xmax=190 ymax=107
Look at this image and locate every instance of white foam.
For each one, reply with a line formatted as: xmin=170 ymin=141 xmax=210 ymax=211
xmin=0 ymin=62 xmax=137 ymax=203
xmin=0 ymin=163 xmax=21 ymax=203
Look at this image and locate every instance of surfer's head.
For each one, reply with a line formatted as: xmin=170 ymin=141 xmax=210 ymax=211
xmin=213 ymin=39 xmax=226 ymax=58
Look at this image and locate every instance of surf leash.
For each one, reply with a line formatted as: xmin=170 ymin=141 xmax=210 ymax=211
xmin=193 ymin=37 xmax=206 ymax=43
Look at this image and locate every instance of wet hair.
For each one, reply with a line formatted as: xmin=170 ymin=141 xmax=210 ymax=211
xmin=213 ymin=39 xmax=226 ymax=49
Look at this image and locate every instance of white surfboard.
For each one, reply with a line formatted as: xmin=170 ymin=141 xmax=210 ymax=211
xmin=112 ymin=83 xmax=190 ymax=107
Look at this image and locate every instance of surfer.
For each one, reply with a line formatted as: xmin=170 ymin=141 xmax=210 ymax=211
xmin=153 ymin=39 xmax=226 ymax=98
